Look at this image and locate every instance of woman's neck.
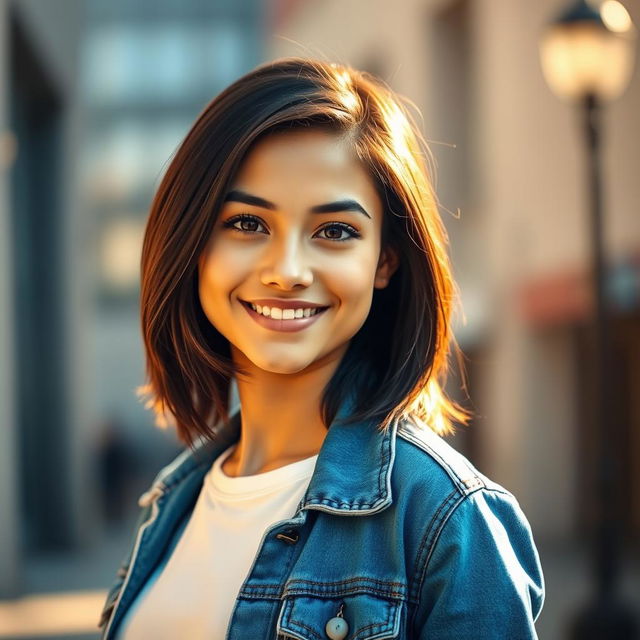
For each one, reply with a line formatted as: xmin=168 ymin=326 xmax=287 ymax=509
xmin=222 ymin=347 xmax=346 ymax=477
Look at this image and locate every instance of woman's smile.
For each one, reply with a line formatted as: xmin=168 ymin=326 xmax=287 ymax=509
xmin=240 ymin=299 xmax=330 ymax=333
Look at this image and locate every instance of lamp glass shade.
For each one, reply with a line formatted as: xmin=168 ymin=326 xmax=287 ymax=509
xmin=540 ymin=19 xmax=636 ymax=101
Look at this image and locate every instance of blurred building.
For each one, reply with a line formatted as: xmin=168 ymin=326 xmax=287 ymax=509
xmin=79 ymin=0 xmax=263 ymax=536
xmin=0 ymin=0 xmax=263 ymax=602
xmin=268 ymin=0 xmax=640 ymax=635
xmin=269 ymin=0 xmax=640 ymax=541
xmin=0 ymin=0 xmax=85 ymax=598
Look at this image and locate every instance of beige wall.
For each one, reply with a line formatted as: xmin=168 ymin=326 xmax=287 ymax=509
xmin=268 ymin=0 xmax=639 ymax=540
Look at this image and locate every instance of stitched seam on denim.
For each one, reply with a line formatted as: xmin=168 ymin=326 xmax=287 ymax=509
xmin=377 ymin=426 xmax=392 ymax=501
xmin=287 ymin=619 xmax=323 ymax=640
xmin=305 ymin=498 xmax=378 ymax=509
xmin=237 ymin=590 xmax=283 ymax=600
xmin=287 ymin=577 xmax=406 ymax=588
xmin=397 ymin=427 xmax=483 ymax=495
xmin=285 ymin=585 xmax=406 ymax=599
xmin=421 ymin=493 xmax=469 ymax=576
xmin=354 ymin=601 xmax=392 ymax=636
xmin=408 ymin=488 xmax=461 ymax=605
xmin=285 ymin=577 xmax=405 ymax=597
xmin=353 ymin=602 xmax=393 ymax=636
xmin=355 ymin=620 xmax=390 ymax=634
xmin=409 ymin=490 xmax=465 ymax=604
xmin=245 ymin=579 xmax=405 ymax=599
xmin=240 ymin=584 xmax=284 ymax=598
xmin=409 ymin=492 xmax=468 ymax=632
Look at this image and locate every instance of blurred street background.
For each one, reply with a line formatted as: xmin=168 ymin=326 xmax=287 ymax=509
xmin=0 ymin=0 xmax=638 ymax=638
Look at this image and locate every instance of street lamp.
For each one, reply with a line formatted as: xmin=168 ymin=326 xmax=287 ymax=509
xmin=539 ymin=1 xmax=637 ymax=638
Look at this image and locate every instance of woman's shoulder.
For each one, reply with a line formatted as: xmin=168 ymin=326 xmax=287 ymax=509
xmin=394 ymin=416 xmax=508 ymax=498
xmin=392 ymin=416 xmax=535 ymax=541
xmin=394 ymin=418 xmax=545 ymax=630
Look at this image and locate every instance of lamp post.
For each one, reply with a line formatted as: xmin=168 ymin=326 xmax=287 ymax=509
xmin=539 ymin=1 xmax=637 ymax=638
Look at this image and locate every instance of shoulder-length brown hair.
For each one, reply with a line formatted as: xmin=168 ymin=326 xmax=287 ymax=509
xmin=137 ymin=57 xmax=468 ymax=447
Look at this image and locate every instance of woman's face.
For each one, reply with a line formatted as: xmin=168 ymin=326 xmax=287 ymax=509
xmin=197 ymin=128 xmax=398 ymax=376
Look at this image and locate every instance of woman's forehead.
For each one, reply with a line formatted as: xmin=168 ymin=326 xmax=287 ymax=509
xmin=240 ymin=129 xmax=357 ymax=171
xmin=230 ymin=129 xmax=381 ymax=214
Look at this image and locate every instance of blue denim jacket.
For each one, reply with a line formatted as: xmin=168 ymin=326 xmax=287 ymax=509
xmin=98 ymin=406 xmax=544 ymax=639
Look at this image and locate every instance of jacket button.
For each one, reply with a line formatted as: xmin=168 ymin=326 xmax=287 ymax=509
xmin=325 ymin=616 xmax=349 ymax=640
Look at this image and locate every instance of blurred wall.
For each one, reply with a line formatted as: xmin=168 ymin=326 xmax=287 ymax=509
xmin=81 ymin=0 xmax=264 ymax=461
xmin=0 ymin=0 xmax=267 ymax=600
xmin=0 ymin=0 xmax=87 ymax=597
xmin=268 ymin=0 xmax=640 ymax=542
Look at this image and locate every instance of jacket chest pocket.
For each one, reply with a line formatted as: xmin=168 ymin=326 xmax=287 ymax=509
xmin=276 ymin=591 xmax=403 ymax=640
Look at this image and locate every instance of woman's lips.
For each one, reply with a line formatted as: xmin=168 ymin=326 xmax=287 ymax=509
xmin=241 ymin=301 xmax=329 ymax=333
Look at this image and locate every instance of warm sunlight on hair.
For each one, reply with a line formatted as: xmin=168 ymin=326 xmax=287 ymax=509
xmin=384 ymin=102 xmax=415 ymax=163
xmin=334 ymin=69 xmax=361 ymax=112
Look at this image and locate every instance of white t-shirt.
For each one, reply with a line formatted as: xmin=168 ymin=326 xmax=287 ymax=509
xmin=118 ymin=444 xmax=318 ymax=640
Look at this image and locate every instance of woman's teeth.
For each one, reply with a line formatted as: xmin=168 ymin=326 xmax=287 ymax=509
xmin=249 ymin=303 xmax=324 ymax=319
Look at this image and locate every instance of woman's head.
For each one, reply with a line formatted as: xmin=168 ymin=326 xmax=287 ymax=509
xmin=138 ymin=57 xmax=468 ymax=446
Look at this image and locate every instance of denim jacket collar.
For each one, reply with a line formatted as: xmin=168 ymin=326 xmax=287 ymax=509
xmin=301 ymin=402 xmax=397 ymax=515
xmin=150 ymin=398 xmax=398 ymax=517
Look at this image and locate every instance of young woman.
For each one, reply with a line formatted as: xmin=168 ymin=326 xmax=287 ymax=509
xmin=98 ymin=58 xmax=544 ymax=640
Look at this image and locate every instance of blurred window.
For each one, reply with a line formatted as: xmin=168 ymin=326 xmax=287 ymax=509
xmin=83 ymin=23 xmax=247 ymax=104
xmin=84 ymin=117 xmax=192 ymax=201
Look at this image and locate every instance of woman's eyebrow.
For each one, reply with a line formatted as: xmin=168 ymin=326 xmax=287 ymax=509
xmin=223 ymin=189 xmax=371 ymax=219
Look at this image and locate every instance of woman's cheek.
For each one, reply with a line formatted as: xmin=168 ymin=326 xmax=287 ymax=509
xmin=332 ymin=253 xmax=378 ymax=297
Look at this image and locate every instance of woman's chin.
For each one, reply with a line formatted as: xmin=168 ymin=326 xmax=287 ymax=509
xmin=251 ymin=357 xmax=314 ymax=376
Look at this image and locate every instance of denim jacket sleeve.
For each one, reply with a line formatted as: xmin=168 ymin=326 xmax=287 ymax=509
xmin=414 ymin=486 xmax=545 ymax=639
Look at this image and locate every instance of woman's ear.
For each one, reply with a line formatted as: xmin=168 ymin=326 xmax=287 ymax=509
xmin=374 ymin=245 xmax=400 ymax=289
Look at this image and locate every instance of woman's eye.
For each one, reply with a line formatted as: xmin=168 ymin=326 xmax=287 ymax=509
xmin=222 ymin=214 xmax=267 ymax=234
xmin=316 ymin=223 xmax=361 ymax=241
xmin=221 ymin=214 xmax=361 ymax=242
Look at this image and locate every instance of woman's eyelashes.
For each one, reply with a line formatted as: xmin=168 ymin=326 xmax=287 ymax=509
xmin=221 ymin=213 xmax=362 ymax=242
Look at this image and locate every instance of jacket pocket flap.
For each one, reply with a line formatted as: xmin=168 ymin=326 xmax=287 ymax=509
xmin=277 ymin=592 xmax=402 ymax=640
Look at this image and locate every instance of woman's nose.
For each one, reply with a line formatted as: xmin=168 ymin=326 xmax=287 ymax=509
xmin=260 ymin=239 xmax=313 ymax=290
